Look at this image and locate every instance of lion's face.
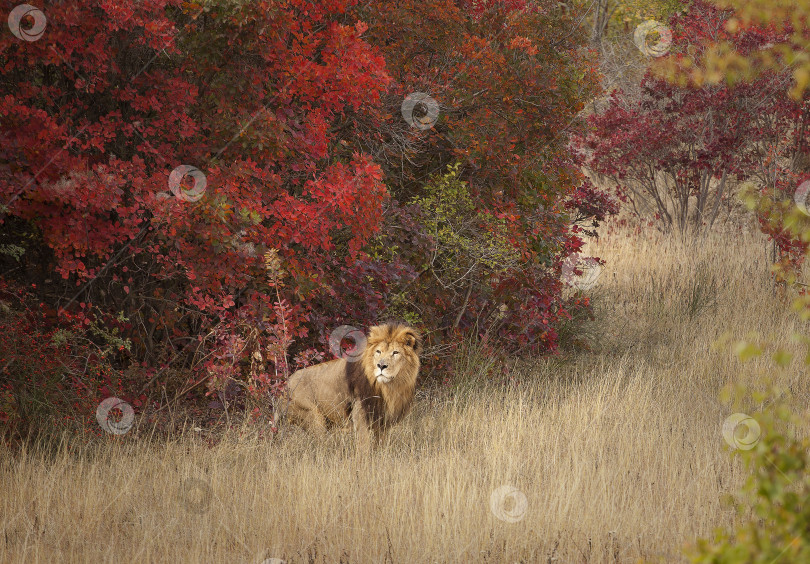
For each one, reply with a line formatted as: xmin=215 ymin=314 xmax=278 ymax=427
xmin=364 ymin=324 xmax=421 ymax=386
xmin=372 ymin=342 xmax=408 ymax=383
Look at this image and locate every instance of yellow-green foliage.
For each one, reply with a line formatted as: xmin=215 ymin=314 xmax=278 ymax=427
xmin=574 ymin=0 xmax=684 ymax=42
xmin=381 ymin=291 xmax=423 ymax=328
xmin=657 ymin=0 xmax=810 ymax=100
xmin=609 ymin=0 xmax=683 ymax=28
xmin=692 ymin=365 xmax=810 ymax=562
xmin=410 ymin=163 xmax=519 ymax=287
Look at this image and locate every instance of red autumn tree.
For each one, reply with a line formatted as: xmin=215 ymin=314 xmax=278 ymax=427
xmin=575 ymin=0 xmax=810 ymax=294
xmin=0 ymin=0 xmax=393 ymax=412
xmin=351 ymin=0 xmax=615 ymax=353
xmin=0 ymin=0 xmax=612 ymax=434
xmin=574 ymin=0 xmax=802 ymax=236
xmin=654 ymin=0 xmax=810 ymax=282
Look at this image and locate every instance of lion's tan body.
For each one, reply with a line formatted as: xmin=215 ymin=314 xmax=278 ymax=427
xmin=283 ymin=359 xmax=354 ymax=431
xmin=278 ymin=323 xmax=421 ymax=449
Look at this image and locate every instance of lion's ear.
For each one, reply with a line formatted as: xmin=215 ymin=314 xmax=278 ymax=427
xmin=404 ymin=330 xmax=422 ymax=353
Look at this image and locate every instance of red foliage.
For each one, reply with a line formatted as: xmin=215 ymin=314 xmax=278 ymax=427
xmin=357 ymin=0 xmax=614 ymax=354
xmin=574 ymin=0 xmax=806 ymax=245
xmin=0 ymin=280 xmax=123 ymax=443
xmin=0 ymin=0 xmax=392 ymax=390
xmin=0 ymin=0 xmax=615 ymax=418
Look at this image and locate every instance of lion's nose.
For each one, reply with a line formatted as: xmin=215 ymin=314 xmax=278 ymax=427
xmin=377 ymin=363 xmax=388 ymax=370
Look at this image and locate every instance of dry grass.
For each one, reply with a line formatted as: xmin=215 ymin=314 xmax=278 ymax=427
xmin=3 ymin=218 xmax=810 ymax=563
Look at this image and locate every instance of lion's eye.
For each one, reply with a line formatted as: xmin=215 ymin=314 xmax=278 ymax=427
xmin=375 ymin=350 xmax=381 ymax=354
xmin=392 ymin=351 xmax=399 ymax=355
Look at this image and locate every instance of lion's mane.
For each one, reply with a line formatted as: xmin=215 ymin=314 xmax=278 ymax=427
xmin=347 ymin=323 xmax=421 ymax=431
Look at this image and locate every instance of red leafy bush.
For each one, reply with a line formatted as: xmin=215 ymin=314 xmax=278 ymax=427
xmin=1 ymin=0 xmax=614 ymax=423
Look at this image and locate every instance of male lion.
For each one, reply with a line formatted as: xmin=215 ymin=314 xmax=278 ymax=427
xmin=277 ymin=323 xmax=421 ymax=449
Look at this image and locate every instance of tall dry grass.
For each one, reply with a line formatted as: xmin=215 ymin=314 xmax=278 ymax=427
xmin=3 ymin=218 xmax=809 ymax=563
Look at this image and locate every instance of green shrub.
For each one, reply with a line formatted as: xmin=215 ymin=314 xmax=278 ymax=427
xmin=691 ymin=343 xmax=810 ymax=563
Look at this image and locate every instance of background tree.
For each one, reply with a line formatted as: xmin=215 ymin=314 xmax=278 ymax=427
xmin=575 ymin=0 xmax=804 ymax=236
xmin=654 ymin=0 xmax=810 ymax=283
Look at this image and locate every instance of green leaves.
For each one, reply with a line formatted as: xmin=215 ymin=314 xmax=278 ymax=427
xmin=410 ymin=163 xmax=521 ymax=287
xmin=732 ymin=340 xmax=763 ymax=362
xmin=694 ymin=331 xmax=810 ymax=562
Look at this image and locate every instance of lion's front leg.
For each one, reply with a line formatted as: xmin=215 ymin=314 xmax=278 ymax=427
xmin=351 ymin=399 xmax=372 ymax=453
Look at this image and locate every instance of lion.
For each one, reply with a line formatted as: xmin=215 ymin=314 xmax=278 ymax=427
xmin=276 ymin=323 xmax=421 ymax=450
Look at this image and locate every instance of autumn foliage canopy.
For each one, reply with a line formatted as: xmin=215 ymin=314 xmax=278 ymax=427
xmin=0 ymin=0 xmax=614 ymax=436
